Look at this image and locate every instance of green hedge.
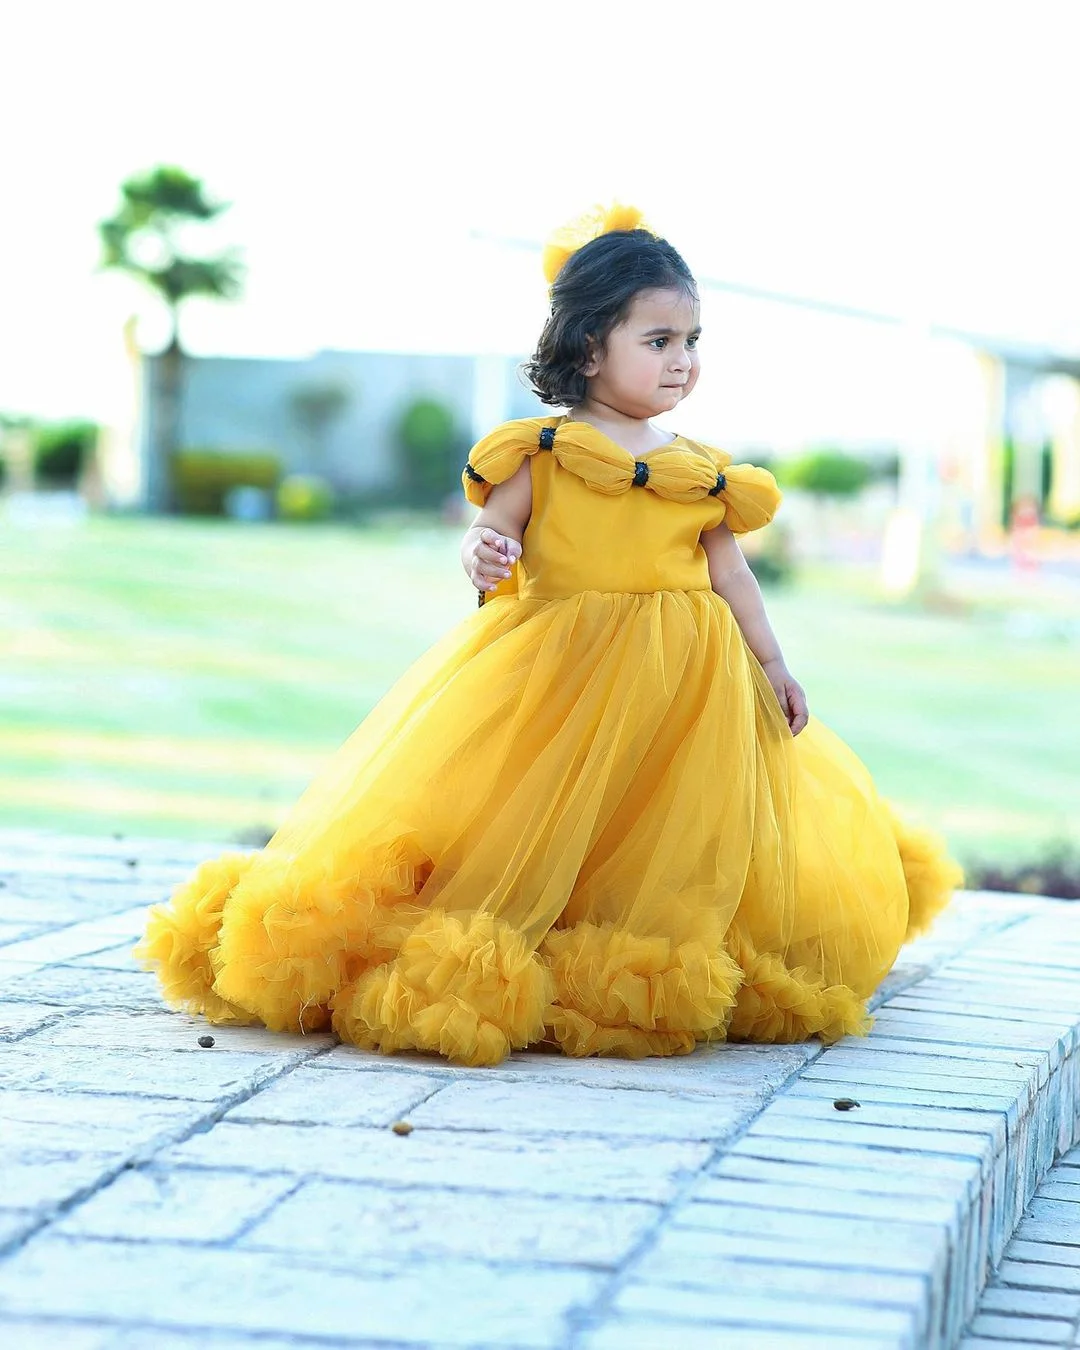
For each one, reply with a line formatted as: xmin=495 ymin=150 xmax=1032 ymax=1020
xmin=170 ymin=448 xmax=282 ymax=515
xmin=776 ymin=450 xmax=871 ymax=497
xmin=33 ymin=420 xmax=98 ymax=486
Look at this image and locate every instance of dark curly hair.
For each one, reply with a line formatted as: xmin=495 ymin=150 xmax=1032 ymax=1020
xmin=523 ymin=230 xmax=698 ymax=408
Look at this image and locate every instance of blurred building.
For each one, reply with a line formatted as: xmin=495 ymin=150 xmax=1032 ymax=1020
xmin=110 ymin=347 xmax=543 ymax=513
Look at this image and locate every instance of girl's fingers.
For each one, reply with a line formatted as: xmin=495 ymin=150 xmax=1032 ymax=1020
xmin=788 ymin=684 xmax=809 ymax=735
xmin=476 ymin=557 xmax=513 ymax=580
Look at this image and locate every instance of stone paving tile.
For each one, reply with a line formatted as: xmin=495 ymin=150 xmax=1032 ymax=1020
xmin=0 ymin=920 xmax=48 ymax=945
xmin=34 ymin=1010 xmax=335 ymax=1056
xmin=713 ymin=1150 xmax=978 ymax=1202
xmin=687 ymin=1172 xmax=963 ymax=1233
xmin=614 ymin=1254 xmax=928 ymax=1306
xmin=0 ymin=1211 xmax=37 ymax=1246
xmin=0 ymin=1322 xmax=119 ymax=1350
xmin=0 ymin=1002 xmax=72 ymax=1041
xmin=51 ymin=1166 xmax=301 ymax=1243
xmin=405 ymin=1077 xmax=764 ymax=1141
xmin=957 ymin=1337 xmax=1077 ymax=1350
xmin=612 ymin=1281 xmax=919 ymax=1339
xmin=979 ymin=1287 xmax=1080 ymax=1320
xmin=65 ymin=943 xmax=150 ymax=971
xmin=164 ymin=1119 xmax=713 ymax=1203
xmin=3 ymin=1155 xmax=139 ymax=1213
xmin=724 ymin=1132 xmax=985 ymax=1205
xmin=317 ymin=1037 xmax=817 ymax=1095
xmin=0 ymin=1086 xmax=199 ymax=1148
xmin=969 ymin=1310 xmax=1076 ymax=1341
xmin=239 ymin=1176 xmax=659 ymax=1268
xmin=224 ymin=1062 xmax=447 ymax=1127
xmin=0 ymin=1042 xmax=310 ymax=1101
xmin=0 ymin=1236 xmax=601 ymax=1346
xmin=0 ymin=1324 xmax=412 ymax=1350
xmin=580 ymin=1320 xmax=904 ymax=1349
xmin=0 ymin=965 xmax=169 ymax=1011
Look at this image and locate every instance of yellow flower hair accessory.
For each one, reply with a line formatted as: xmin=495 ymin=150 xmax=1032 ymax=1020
xmin=541 ymin=202 xmax=655 ymax=286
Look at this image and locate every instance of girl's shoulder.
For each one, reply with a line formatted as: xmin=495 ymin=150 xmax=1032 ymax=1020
xmin=463 ymin=417 xmax=559 ymax=507
xmin=470 ymin=416 xmax=558 ymax=456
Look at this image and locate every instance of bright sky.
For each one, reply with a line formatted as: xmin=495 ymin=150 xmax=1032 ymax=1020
xmin=3 ymin=0 xmax=1078 ymax=424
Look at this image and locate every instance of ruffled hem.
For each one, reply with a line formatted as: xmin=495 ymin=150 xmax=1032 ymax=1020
xmin=540 ymin=921 xmax=742 ymax=1059
xmin=723 ymin=928 xmax=871 ymax=1045
xmin=134 ymin=853 xmax=262 ymax=1026
xmin=330 ymin=909 xmax=554 ymax=1066
xmin=136 ymin=838 xmax=434 ymax=1035
xmin=885 ymin=803 xmax=966 ymax=942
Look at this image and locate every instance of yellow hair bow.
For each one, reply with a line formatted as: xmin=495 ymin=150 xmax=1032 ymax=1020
xmin=541 ymin=202 xmax=655 ymax=286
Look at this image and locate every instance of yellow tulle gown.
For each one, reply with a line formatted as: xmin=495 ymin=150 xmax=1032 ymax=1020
xmin=136 ymin=415 xmax=964 ymax=1066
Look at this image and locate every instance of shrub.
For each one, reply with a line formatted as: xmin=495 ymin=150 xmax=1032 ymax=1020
xmin=395 ymin=396 xmax=460 ymax=504
xmin=170 ymin=448 xmax=282 ymax=515
xmin=277 ymin=473 xmax=334 ymax=521
xmin=962 ymin=839 xmax=1080 ymax=901
xmin=777 ymin=450 xmax=871 ymax=497
xmin=33 ymin=420 xmax=98 ymax=486
xmin=744 ymin=522 xmax=796 ymax=587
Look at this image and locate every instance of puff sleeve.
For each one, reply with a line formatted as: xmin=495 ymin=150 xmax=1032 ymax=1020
xmin=462 ymin=419 xmax=548 ymax=508
xmin=698 ymin=446 xmax=783 ymax=535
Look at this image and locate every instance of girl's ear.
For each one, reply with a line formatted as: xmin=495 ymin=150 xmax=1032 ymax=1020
xmin=580 ymin=334 xmax=603 ymax=378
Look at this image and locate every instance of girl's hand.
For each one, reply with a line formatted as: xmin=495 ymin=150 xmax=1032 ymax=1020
xmin=761 ymin=658 xmax=809 ymax=736
xmin=467 ymin=528 xmax=522 ymax=592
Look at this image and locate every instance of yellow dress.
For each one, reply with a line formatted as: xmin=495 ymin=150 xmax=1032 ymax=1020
xmin=136 ymin=415 xmax=964 ymax=1066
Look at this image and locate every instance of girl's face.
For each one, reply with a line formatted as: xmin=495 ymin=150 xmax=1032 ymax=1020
xmin=582 ymin=287 xmax=701 ymax=420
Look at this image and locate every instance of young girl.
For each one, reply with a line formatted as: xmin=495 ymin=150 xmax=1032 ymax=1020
xmin=137 ymin=204 xmax=963 ymax=1067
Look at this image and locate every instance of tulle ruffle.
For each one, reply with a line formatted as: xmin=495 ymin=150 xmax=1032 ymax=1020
xmin=134 ymin=854 xmax=261 ymax=1026
xmin=330 ymin=910 xmax=554 ymax=1066
xmin=723 ymin=927 xmax=872 ymax=1044
xmin=885 ymin=804 xmax=966 ymax=941
xmin=540 ymin=921 xmax=742 ymax=1058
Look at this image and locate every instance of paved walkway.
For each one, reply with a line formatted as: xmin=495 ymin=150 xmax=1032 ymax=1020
xmin=1 ymin=829 xmax=1079 ymax=1349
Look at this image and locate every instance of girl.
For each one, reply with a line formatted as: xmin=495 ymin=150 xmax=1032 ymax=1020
xmin=137 ymin=204 xmax=963 ymax=1067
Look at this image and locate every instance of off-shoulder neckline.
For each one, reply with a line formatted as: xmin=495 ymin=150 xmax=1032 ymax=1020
xmin=553 ymin=415 xmax=693 ymax=461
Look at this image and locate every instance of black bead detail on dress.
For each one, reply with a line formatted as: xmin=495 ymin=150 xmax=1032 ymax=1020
xmin=708 ymin=471 xmax=727 ymax=497
xmin=633 ymin=460 xmax=650 ymax=487
xmin=539 ymin=426 xmax=555 ymax=450
xmin=464 ymin=463 xmax=487 ymax=484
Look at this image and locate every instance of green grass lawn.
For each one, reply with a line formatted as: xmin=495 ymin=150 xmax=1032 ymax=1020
xmin=2 ymin=514 xmax=1077 ymax=874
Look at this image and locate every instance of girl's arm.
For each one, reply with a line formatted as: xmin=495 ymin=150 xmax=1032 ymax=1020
xmin=700 ymin=522 xmax=809 ymax=735
xmin=461 ymin=458 xmax=532 ymax=592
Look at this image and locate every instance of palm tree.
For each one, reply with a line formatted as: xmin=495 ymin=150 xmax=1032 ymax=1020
xmin=98 ymin=165 xmax=245 ymax=510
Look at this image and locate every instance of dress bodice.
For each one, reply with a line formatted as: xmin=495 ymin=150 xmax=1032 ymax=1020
xmin=462 ymin=416 xmax=782 ymax=602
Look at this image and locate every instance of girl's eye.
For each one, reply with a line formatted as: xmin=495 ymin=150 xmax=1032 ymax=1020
xmin=649 ymin=337 xmax=667 ymax=349
xmin=687 ymin=336 xmax=699 ymax=349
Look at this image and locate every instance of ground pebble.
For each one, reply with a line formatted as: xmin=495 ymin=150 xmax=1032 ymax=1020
xmin=197 ymin=1035 xmax=215 ymax=1048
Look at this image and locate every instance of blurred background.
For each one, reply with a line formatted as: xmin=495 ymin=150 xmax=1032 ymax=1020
xmin=2 ymin=1 xmax=1077 ymax=895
